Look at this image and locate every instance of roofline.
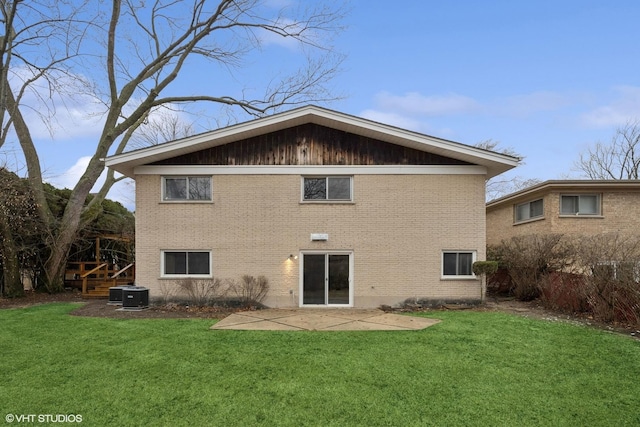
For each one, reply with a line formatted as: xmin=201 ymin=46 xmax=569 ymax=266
xmin=487 ymin=179 xmax=640 ymax=208
xmin=106 ymin=105 xmax=519 ymax=178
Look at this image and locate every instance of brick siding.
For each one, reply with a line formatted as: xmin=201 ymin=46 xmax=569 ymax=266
xmin=487 ymin=189 xmax=640 ymax=247
xmin=136 ymin=173 xmax=486 ymax=308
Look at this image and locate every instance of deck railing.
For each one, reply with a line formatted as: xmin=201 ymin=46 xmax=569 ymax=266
xmin=80 ymin=263 xmax=108 ymax=295
xmin=112 ymin=263 xmax=135 ymax=279
xmin=69 ymin=262 xmax=135 ymax=295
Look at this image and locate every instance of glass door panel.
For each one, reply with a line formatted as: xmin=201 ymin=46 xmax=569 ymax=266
xmin=303 ymin=253 xmax=350 ymax=305
xmin=303 ymin=254 xmax=325 ymax=305
xmin=328 ymin=255 xmax=349 ymax=304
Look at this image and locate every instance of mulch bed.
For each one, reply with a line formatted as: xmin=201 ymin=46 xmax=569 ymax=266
xmin=0 ymin=289 xmax=239 ymax=319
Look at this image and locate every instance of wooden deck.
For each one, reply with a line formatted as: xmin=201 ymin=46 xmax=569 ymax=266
xmin=65 ymin=262 xmax=135 ymax=298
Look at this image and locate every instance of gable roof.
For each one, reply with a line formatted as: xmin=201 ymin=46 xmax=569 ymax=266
xmin=486 ymin=179 xmax=640 ymax=210
xmin=105 ymin=105 xmax=519 ymax=178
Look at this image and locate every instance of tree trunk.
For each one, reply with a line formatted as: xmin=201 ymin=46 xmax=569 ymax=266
xmin=43 ymin=149 xmax=111 ymax=292
xmin=0 ymin=208 xmax=23 ymax=297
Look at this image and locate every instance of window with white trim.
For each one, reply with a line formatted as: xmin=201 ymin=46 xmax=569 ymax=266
xmin=162 ymin=176 xmax=212 ymax=201
xmin=303 ymin=176 xmax=352 ymax=201
xmin=593 ymin=261 xmax=640 ymax=283
xmin=560 ymin=194 xmax=600 ymax=215
xmin=161 ymin=251 xmax=211 ymax=277
xmin=515 ymin=198 xmax=543 ymax=223
xmin=442 ymin=251 xmax=476 ymax=278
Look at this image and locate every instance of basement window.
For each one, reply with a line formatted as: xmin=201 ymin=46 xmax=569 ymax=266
xmin=442 ymin=251 xmax=476 ymax=278
xmin=161 ymin=251 xmax=211 ymax=277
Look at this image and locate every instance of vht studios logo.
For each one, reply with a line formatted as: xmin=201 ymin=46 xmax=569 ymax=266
xmin=5 ymin=414 xmax=83 ymax=423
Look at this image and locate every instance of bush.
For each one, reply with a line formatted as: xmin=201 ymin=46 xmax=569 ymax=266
xmin=539 ymin=272 xmax=589 ymax=313
xmin=472 ymin=261 xmax=499 ymax=277
xmin=228 ymin=275 xmax=269 ymax=308
xmin=176 ymin=277 xmax=225 ymax=306
xmin=492 ymin=233 xmax=640 ymax=326
xmin=572 ymin=234 xmax=640 ymax=324
xmin=488 ymin=234 xmax=572 ymax=301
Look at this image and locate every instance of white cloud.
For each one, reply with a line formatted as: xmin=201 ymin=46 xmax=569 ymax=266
xmin=45 ymin=156 xmax=134 ymax=211
xmin=11 ymin=66 xmax=105 ymax=141
xmin=497 ymin=91 xmax=575 ymax=117
xmin=579 ymin=86 xmax=640 ymax=128
xmin=256 ymin=18 xmax=308 ymax=51
xmin=373 ymin=91 xmax=480 ymax=116
xmin=46 ymin=156 xmax=93 ymax=190
xmin=358 ymin=109 xmax=455 ymax=138
xmin=359 ymin=109 xmax=424 ymax=131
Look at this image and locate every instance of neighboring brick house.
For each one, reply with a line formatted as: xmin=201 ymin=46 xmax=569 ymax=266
xmin=486 ymin=180 xmax=640 ymax=246
xmin=106 ymin=105 xmax=517 ymax=308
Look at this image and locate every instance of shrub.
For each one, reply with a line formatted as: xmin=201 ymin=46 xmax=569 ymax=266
xmin=228 ymin=275 xmax=269 ymax=307
xmin=488 ymin=233 xmax=640 ymax=326
xmin=176 ymin=277 xmax=225 ymax=306
xmin=158 ymin=281 xmax=177 ymax=304
xmin=488 ymin=234 xmax=572 ymax=301
xmin=472 ymin=261 xmax=498 ymax=301
xmin=472 ymin=261 xmax=499 ymax=277
xmin=539 ymin=271 xmax=589 ymax=313
xmin=572 ymin=234 xmax=640 ymax=324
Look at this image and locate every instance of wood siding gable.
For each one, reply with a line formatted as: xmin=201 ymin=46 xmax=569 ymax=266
xmin=151 ymin=123 xmax=472 ymax=167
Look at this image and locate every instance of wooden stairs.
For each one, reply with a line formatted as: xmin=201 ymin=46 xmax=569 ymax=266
xmin=84 ymin=278 xmax=135 ymax=298
xmin=65 ymin=262 xmax=135 ymax=298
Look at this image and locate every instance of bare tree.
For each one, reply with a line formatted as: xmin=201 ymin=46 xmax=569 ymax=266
xmin=475 ymin=140 xmax=531 ymax=201
xmin=574 ymin=121 xmax=640 ymax=179
xmin=127 ymin=107 xmax=195 ymax=150
xmin=0 ymin=0 xmax=346 ymax=292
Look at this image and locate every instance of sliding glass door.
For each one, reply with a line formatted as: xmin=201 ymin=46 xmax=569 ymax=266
xmin=302 ymin=252 xmax=352 ymax=306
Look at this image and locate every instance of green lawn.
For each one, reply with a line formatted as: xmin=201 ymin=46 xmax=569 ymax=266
xmin=1 ymin=304 xmax=639 ymax=426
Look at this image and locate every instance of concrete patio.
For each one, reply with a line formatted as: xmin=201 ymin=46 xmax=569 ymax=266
xmin=210 ymin=309 xmax=441 ymax=331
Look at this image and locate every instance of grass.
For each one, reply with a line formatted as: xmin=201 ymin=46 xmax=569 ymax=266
xmin=1 ymin=304 xmax=639 ymax=426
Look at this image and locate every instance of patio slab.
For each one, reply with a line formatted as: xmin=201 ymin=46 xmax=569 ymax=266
xmin=210 ymin=309 xmax=441 ymax=331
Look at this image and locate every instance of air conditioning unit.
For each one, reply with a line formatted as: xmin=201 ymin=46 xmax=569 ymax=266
xmin=121 ymin=286 xmax=149 ymax=309
xmin=108 ymin=285 xmax=136 ymax=305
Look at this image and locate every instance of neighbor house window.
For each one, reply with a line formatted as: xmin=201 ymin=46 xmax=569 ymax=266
xmin=303 ymin=176 xmax=352 ymax=201
xmin=442 ymin=251 xmax=476 ymax=278
xmin=162 ymin=251 xmax=211 ymax=277
xmin=162 ymin=176 xmax=212 ymax=201
xmin=593 ymin=261 xmax=640 ymax=283
xmin=515 ymin=198 xmax=544 ymax=223
xmin=560 ymin=194 xmax=600 ymax=215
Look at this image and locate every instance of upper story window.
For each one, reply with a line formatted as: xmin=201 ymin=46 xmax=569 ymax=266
xmin=515 ymin=198 xmax=543 ymax=223
xmin=303 ymin=176 xmax=352 ymax=201
xmin=442 ymin=251 xmax=476 ymax=278
xmin=560 ymin=194 xmax=600 ymax=216
xmin=162 ymin=176 xmax=212 ymax=202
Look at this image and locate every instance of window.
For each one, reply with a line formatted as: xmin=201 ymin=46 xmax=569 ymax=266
xmin=560 ymin=194 xmax=600 ymax=215
xmin=593 ymin=261 xmax=640 ymax=283
xmin=162 ymin=251 xmax=211 ymax=277
xmin=442 ymin=251 xmax=476 ymax=277
xmin=303 ymin=176 xmax=352 ymax=201
xmin=515 ymin=199 xmax=543 ymax=222
xmin=163 ymin=176 xmax=212 ymax=201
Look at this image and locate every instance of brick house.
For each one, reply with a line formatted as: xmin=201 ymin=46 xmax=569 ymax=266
xmin=106 ymin=105 xmax=517 ymax=308
xmin=486 ymin=180 xmax=640 ymax=247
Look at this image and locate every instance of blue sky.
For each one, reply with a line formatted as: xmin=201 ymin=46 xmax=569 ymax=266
xmin=5 ymin=0 xmax=640 ymax=209
xmin=334 ymin=1 xmax=640 ymax=179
